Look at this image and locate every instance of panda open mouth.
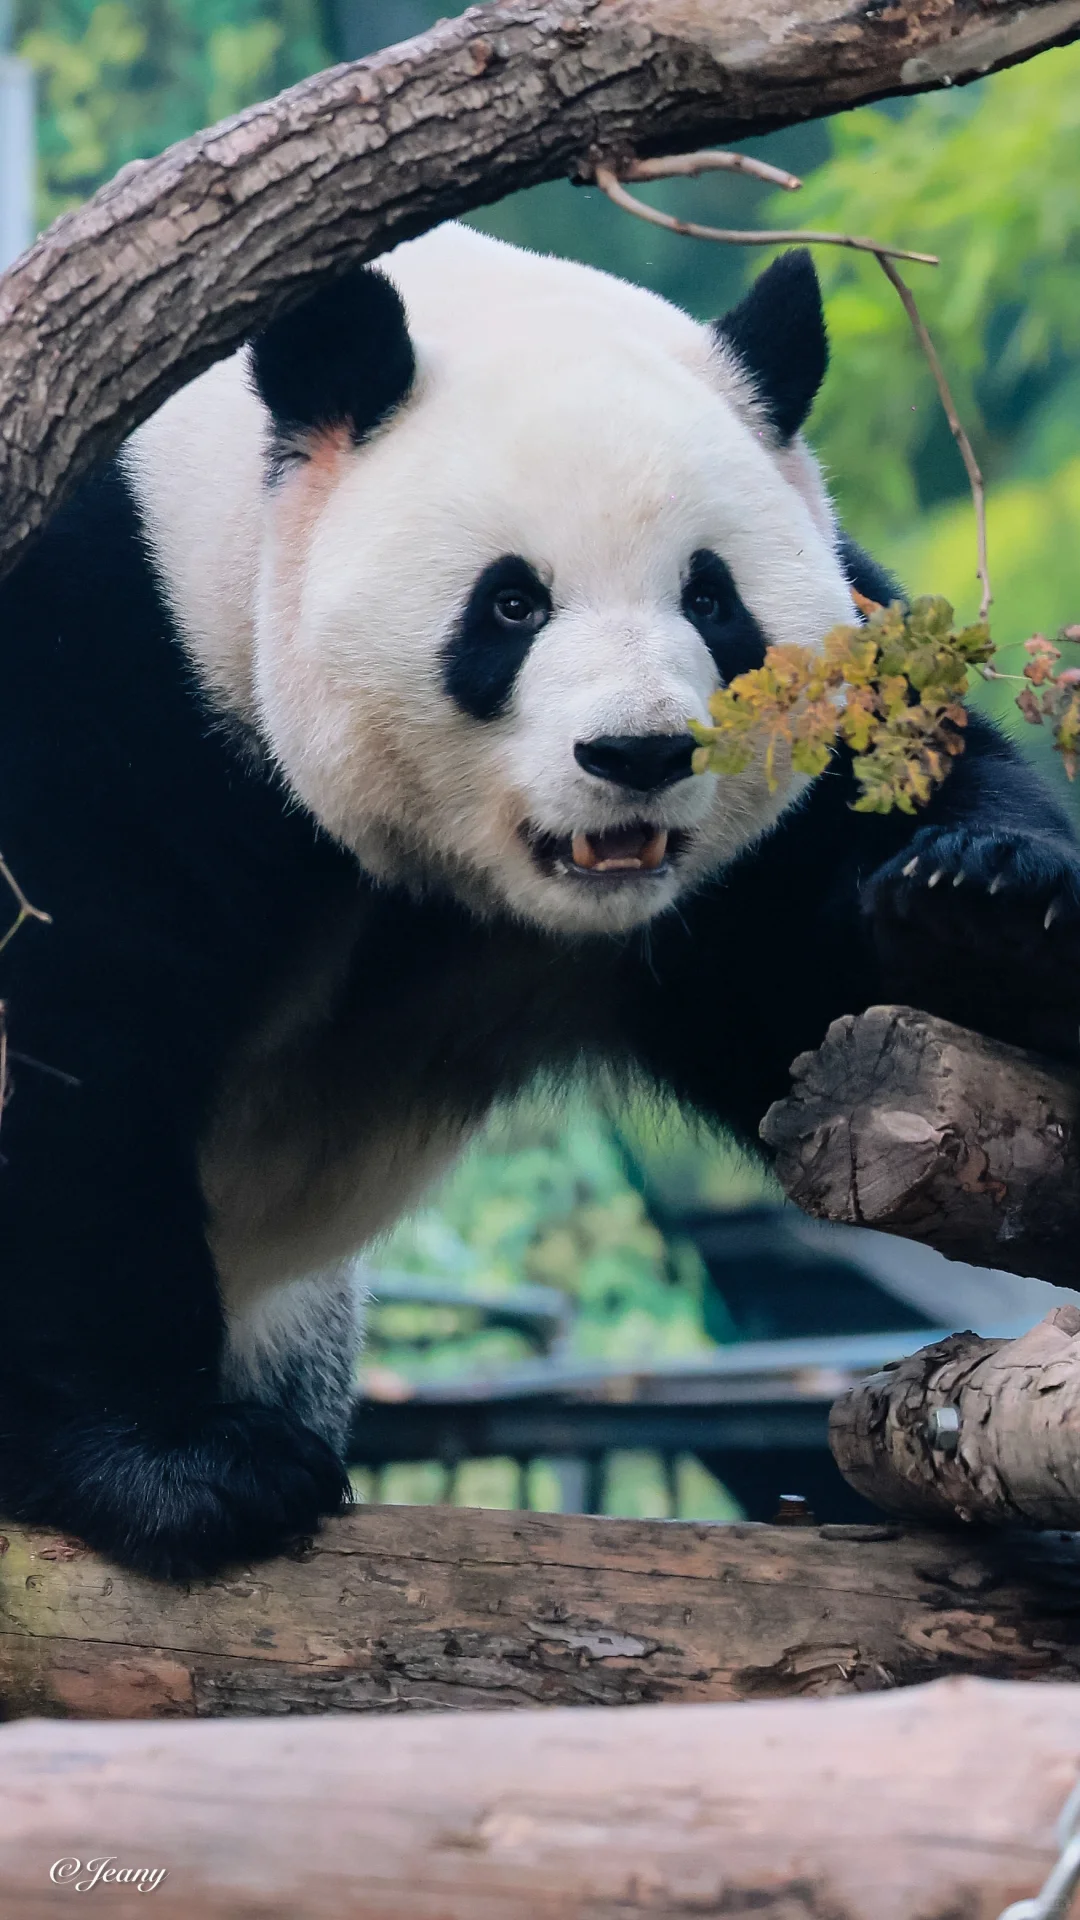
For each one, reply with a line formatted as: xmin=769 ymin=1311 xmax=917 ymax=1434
xmin=523 ymin=823 xmax=687 ymax=880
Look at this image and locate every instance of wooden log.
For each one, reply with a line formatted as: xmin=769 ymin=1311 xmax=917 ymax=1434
xmin=0 ymin=1677 xmax=1078 ymax=1916
xmin=761 ymin=1004 xmax=1080 ymax=1283
xmin=5 ymin=1502 xmax=1080 ymax=1720
xmin=5 ymin=0 xmax=1080 ymax=580
xmin=830 ymin=1303 xmax=1080 ymax=1528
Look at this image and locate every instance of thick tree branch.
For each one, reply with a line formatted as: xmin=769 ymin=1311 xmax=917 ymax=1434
xmin=761 ymin=1005 xmax=1080 ymax=1283
xmin=5 ymin=1503 xmax=1080 ymax=1719
xmin=3 ymin=0 xmax=1080 ymax=578
xmin=1 ymin=1678 xmax=1079 ymax=1916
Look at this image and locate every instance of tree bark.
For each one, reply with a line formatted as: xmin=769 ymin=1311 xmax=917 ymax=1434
xmin=760 ymin=1004 xmax=1080 ymax=1284
xmin=5 ymin=1501 xmax=1080 ymax=1719
xmin=1 ymin=1676 xmax=1078 ymax=1916
xmin=830 ymin=1303 xmax=1080 ymax=1527
xmin=4 ymin=0 xmax=1080 ymax=580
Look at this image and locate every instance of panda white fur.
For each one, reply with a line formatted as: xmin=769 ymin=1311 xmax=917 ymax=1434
xmin=2 ymin=224 xmax=1078 ymax=1576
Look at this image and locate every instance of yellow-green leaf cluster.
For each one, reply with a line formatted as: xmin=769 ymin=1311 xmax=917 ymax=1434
xmin=689 ymin=596 xmax=993 ymax=815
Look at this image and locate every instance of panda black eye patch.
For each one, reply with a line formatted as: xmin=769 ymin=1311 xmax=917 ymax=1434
xmin=681 ymin=549 xmax=768 ymax=683
xmin=443 ymin=556 xmax=553 ymax=722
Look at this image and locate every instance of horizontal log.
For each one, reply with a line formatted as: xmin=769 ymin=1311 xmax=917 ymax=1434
xmin=831 ymin=1304 xmax=1080 ymax=1527
xmin=761 ymin=1005 xmax=1080 ymax=1282
xmin=5 ymin=0 xmax=1080 ymax=578
xmin=1 ymin=1677 xmax=1078 ymax=1916
xmin=4 ymin=1502 xmax=1080 ymax=1719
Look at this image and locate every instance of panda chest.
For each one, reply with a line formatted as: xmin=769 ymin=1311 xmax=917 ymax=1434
xmin=197 ymin=902 xmax=581 ymax=1311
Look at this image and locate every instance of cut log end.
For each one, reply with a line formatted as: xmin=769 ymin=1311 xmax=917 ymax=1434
xmin=761 ymin=1004 xmax=1080 ymax=1283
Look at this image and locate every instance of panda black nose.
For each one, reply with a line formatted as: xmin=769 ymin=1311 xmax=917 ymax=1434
xmin=574 ymin=733 xmax=696 ymax=794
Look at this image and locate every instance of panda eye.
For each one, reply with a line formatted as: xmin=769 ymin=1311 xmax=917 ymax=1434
xmin=680 ymin=549 xmax=768 ymax=683
xmin=681 ymin=551 xmax=740 ymax=635
xmin=493 ymin=586 xmax=548 ymax=632
xmin=686 ymin=586 xmax=721 ymax=624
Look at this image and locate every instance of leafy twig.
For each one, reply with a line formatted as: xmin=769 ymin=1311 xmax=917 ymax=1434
xmin=689 ymin=596 xmax=993 ymax=814
xmin=1003 ymin=629 xmax=1080 ymax=779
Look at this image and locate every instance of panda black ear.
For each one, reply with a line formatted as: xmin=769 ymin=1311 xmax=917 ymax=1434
xmin=249 ymin=266 xmax=416 ymax=447
xmin=714 ymin=250 xmax=827 ymax=443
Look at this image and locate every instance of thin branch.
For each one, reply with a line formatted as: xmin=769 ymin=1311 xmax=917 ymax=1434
xmin=621 ymin=152 xmax=803 ymax=192
xmin=0 ymin=853 xmax=52 ymax=959
xmin=593 ymin=167 xmax=939 ymax=267
xmin=593 ymin=153 xmax=990 ymax=623
xmin=874 ymin=255 xmax=991 ymax=622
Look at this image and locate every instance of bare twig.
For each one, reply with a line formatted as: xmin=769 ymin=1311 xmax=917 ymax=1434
xmin=593 ymin=166 xmax=939 ymax=267
xmin=0 ymin=861 xmax=52 ymax=1138
xmin=620 ymin=151 xmax=803 ymax=191
xmin=593 ymin=154 xmax=990 ymax=622
xmin=875 ymin=254 xmax=991 ymax=623
xmin=0 ymin=854 xmax=51 ymax=959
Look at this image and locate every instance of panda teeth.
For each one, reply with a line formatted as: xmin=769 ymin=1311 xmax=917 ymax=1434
xmin=569 ymin=828 xmax=669 ymax=874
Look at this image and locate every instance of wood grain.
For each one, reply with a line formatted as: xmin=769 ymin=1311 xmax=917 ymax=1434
xmin=3 ymin=1502 xmax=1080 ymax=1718
xmin=761 ymin=1005 xmax=1080 ymax=1282
xmin=4 ymin=0 xmax=1080 ymax=578
xmin=1 ymin=1677 xmax=1078 ymax=1915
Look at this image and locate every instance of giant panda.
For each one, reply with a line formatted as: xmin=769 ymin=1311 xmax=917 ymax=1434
xmin=2 ymin=223 xmax=1078 ymax=1579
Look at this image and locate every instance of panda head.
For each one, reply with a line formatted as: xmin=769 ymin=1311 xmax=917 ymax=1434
xmin=245 ymin=227 xmax=855 ymax=935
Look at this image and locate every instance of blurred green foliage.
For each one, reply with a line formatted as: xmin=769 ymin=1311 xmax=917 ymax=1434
xmin=350 ymin=1450 xmax=742 ymax=1521
xmin=776 ymin=50 xmax=1080 ymax=534
xmin=17 ymin=0 xmax=329 ymax=224
xmin=365 ymin=1095 xmax=775 ymax=1382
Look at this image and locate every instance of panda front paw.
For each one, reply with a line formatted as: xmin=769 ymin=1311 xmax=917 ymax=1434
xmin=863 ymin=824 xmax=1080 ymax=1060
xmin=7 ymin=1402 xmax=352 ymax=1582
xmin=136 ymin=1404 xmax=352 ymax=1580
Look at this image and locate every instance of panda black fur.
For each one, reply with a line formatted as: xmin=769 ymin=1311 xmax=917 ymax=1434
xmin=1 ymin=227 xmax=1079 ymax=1579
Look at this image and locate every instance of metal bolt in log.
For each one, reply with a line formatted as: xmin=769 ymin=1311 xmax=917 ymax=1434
xmin=830 ymin=1305 xmax=1080 ymax=1528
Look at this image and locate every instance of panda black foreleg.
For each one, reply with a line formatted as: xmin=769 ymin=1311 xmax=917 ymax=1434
xmin=0 ymin=1392 xmax=350 ymax=1582
xmin=0 ymin=1043 xmax=349 ymax=1580
xmin=861 ymin=716 xmax=1080 ymax=1063
xmin=630 ymin=714 xmax=1080 ymax=1142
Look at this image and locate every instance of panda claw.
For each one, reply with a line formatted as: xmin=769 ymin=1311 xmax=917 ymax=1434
xmin=902 ymin=856 xmax=919 ymax=879
xmin=927 ymin=868 xmax=944 ymax=889
xmin=952 ymin=872 xmax=965 ymax=888
xmin=988 ymin=874 xmax=1005 ymax=895
xmin=1045 ymin=899 xmax=1062 ymax=931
